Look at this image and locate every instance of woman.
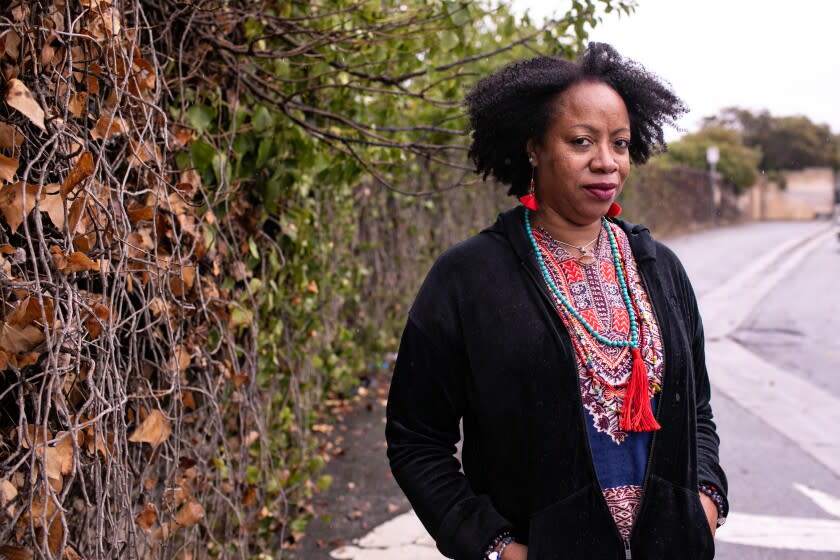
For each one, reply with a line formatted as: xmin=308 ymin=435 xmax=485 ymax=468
xmin=385 ymin=43 xmax=728 ymax=560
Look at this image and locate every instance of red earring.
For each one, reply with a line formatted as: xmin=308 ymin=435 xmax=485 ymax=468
xmin=606 ymin=202 xmax=622 ymax=217
xmin=519 ymin=158 xmax=539 ymax=211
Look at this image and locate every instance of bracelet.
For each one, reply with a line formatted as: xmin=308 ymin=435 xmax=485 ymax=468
xmin=699 ymin=482 xmax=727 ymax=527
xmin=484 ymin=532 xmax=514 ymax=560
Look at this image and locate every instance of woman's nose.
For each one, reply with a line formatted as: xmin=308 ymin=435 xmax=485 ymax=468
xmin=591 ymin=142 xmax=618 ymax=173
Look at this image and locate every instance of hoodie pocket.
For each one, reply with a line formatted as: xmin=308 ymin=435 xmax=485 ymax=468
xmin=527 ymin=484 xmax=619 ymax=560
xmin=631 ymin=475 xmax=715 ymax=560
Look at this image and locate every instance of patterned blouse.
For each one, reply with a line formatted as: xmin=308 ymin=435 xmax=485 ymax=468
xmin=533 ymin=221 xmax=664 ymax=540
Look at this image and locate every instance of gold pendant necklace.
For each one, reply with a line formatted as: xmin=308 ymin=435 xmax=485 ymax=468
xmin=554 ymin=232 xmax=599 ymax=265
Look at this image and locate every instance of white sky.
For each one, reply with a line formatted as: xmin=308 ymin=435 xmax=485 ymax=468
xmin=513 ymin=0 xmax=840 ymax=140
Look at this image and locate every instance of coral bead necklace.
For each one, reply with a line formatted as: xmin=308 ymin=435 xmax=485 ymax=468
xmin=524 ymin=208 xmax=660 ymax=432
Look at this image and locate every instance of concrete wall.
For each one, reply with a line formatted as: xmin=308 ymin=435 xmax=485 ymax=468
xmin=738 ymin=167 xmax=836 ymax=220
xmin=782 ymin=167 xmax=835 ymax=217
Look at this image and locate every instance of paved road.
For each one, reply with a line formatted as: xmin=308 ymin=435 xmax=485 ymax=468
xmin=324 ymin=220 xmax=840 ymax=560
xmin=668 ymin=222 xmax=840 ymax=559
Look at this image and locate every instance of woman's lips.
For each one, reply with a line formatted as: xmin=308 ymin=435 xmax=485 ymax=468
xmin=583 ymin=183 xmax=617 ymax=201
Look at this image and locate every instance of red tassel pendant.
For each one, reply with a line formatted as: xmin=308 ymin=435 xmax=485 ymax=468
xmin=620 ymin=348 xmax=661 ymax=432
xmin=606 ymin=202 xmax=622 ymax=218
xmin=519 ymin=193 xmax=538 ymax=211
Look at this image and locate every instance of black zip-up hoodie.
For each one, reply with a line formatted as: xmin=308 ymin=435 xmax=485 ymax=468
xmin=386 ymin=206 xmax=728 ymax=560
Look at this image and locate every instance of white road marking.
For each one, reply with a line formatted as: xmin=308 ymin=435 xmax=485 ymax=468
xmin=706 ymin=338 xmax=840 ymax=478
xmin=716 ymin=512 xmax=840 ymax=552
xmin=718 ymin=484 xmax=840 ymax=552
xmin=793 ymin=483 xmax=840 ymax=519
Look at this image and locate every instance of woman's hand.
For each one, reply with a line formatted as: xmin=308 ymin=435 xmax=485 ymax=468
xmin=501 ymin=542 xmax=528 ymax=560
xmin=699 ymin=492 xmax=718 ymax=537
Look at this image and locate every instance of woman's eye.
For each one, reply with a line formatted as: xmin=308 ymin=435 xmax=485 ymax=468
xmin=572 ymin=137 xmax=592 ymax=146
xmin=615 ymin=139 xmax=630 ymax=149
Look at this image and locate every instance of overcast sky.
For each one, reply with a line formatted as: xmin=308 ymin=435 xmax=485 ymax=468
xmin=513 ymin=0 xmax=840 ymax=140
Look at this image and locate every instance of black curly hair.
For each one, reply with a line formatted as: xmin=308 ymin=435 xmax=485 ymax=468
xmin=466 ymin=43 xmax=687 ymax=196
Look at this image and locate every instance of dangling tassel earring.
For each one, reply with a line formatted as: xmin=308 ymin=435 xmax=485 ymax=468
xmin=606 ymin=202 xmax=622 ymax=218
xmin=519 ymin=156 xmax=539 ymax=211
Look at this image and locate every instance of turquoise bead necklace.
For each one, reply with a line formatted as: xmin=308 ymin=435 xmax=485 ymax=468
xmin=524 ymin=208 xmax=639 ymax=350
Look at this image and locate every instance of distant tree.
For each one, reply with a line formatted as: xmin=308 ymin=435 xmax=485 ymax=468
xmin=704 ymin=108 xmax=838 ymax=171
xmin=660 ymin=127 xmax=762 ymax=191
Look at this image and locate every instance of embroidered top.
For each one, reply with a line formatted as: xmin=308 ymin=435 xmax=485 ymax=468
xmin=533 ymin=222 xmax=664 ymax=540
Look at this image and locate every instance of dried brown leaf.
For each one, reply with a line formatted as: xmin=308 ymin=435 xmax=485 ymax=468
xmin=0 ymin=181 xmax=39 ymax=232
xmin=98 ymin=6 xmax=122 ymax=37
xmin=73 ymin=232 xmax=95 ymax=253
xmin=3 ymin=64 xmax=19 ymax=82
xmin=127 ymin=203 xmax=154 ymax=223
xmin=172 ymin=126 xmax=194 ymax=148
xmin=128 ymin=409 xmax=172 ymax=447
xmin=68 ymin=92 xmax=88 ymax=119
xmin=2 ymin=30 xmax=21 ymax=59
xmin=170 ymin=264 xmax=196 ymax=297
xmin=0 ymin=155 xmax=18 ymax=183
xmin=0 ymin=478 xmax=17 ymax=506
xmin=83 ymin=302 xmax=109 ymax=338
xmin=11 ymin=5 xmax=29 ymax=22
xmin=242 ymin=486 xmax=257 ymax=507
xmin=128 ymin=138 xmax=162 ymax=168
xmin=7 ymin=296 xmax=47 ymax=327
xmin=91 ymin=114 xmax=125 ymax=140
xmin=0 ymin=321 xmax=45 ymax=353
xmin=133 ymin=56 xmax=155 ymax=90
xmin=6 ymin=79 xmax=46 ymax=130
xmin=174 ymin=499 xmax=204 ymax=529
xmin=68 ymin=251 xmax=101 ymax=272
xmin=0 ymin=546 xmax=33 ymax=560
xmin=63 ymin=546 xmax=84 ymax=560
xmin=166 ymin=191 xmax=187 ymax=214
xmin=41 ymin=186 xmax=65 ymax=229
xmin=61 ymin=151 xmax=94 ymax=197
xmin=40 ymin=43 xmax=56 ymax=68
xmin=11 ymin=352 xmax=40 ymax=368
xmin=179 ymin=169 xmax=201 ymax=194
xmin=164 ymin=485 xmax=188 ymax=508
xmin=47 ymin=513 xmax=64 ymax=553
xmin=67 ymin=193 xmax=87 ymax=234
xmin=85 ymin=427 xmax=114 ymax=459
xmin=136 ymin=502 xmax=157 ymax=531
xmin=0 ymin=122 xmax=24 ymax=150
xmin=53 ymin=432 xmax=75 ymax=476
xmin=51 ymin=246 xmax=101 ymax=273
xmin=21 ymin=424 xmax=51 ymax=450
xmin=87 ymin=64 xmax=102 ymax=94
xmin=171 ymin=344 xmax=191 ymax=373
xmin=182 ymin=390 xmax=197 ymax=410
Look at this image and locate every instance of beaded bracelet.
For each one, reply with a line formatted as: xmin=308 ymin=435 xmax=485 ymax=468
xmin=484 ymin=531 xmax=513 ymax=560
xmin=699 ymin=482 xmax=727 ymax=526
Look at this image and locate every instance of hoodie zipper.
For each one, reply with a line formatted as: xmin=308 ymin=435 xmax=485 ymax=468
xmin=622 ymin=249 xmax=670 ymax=558
xmin=519 ymin=253 xmax=656 ymax=560
xmin=518 ymin=222 xmax=669 ymax=560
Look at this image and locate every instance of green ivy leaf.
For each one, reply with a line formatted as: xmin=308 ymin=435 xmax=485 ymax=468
xmin=187 ymin=104 xmax=216 ymax=134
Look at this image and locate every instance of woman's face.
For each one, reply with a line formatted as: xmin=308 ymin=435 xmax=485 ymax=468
xmin=528 ymin=81 xmax=631 ymax=227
